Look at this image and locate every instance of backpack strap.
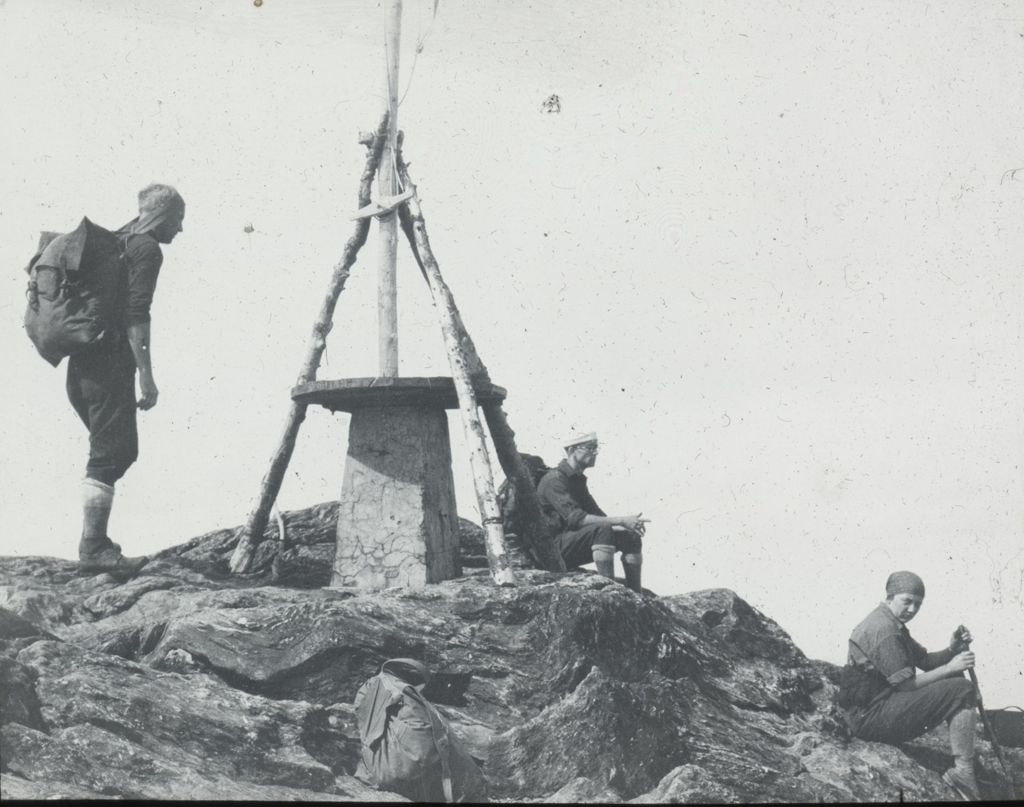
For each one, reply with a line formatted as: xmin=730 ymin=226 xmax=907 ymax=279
xmin=407 ymin=686 xmax=455 ymax=803
xmin=118 ymin=232 xmax=133 ymax=267
xmin=426 ymin=705 xmax=455 ymax=803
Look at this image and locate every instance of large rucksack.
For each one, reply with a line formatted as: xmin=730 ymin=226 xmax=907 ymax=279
xmin=495 ymin=453 xmax=553 ymax=569
xmin=353 ymin=659 xmax=487 ymax=803
xmin=23 ymin=217 xmax=126 ymax=367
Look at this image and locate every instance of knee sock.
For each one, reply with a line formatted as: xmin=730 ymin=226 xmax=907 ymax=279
xmin=80 ymin=478 xmax=115 ymax=554
xmin=622 ymin=553 xmax=643 ymax=592
xmin=948 ymin=707 xmax=976 ymax=770
xmin=592 ymin=544 xmax=616 ymax=578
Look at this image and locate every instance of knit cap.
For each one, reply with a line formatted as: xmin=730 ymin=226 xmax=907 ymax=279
xmin=885 ymin=570 xmax=925 ymax=598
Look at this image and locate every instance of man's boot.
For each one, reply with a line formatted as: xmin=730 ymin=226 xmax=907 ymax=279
xmin=942 ymin=707 xmax=980 ymax=800
xmin=78 ymin=479 xmax=147 ymax=580
xmin=623 ymin=553 xmax=643 ymax=593
xmin=592 ymin=544 xmax=616 ymax=579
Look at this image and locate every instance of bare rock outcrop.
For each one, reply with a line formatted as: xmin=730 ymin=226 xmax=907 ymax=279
xmin=1 ymin=501 xmax=1020 ymax=801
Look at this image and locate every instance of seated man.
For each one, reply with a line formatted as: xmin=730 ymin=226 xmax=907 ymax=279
xmin=838 ymin=571 xmax=980 ymax=800
xmin=536 ymin=432 xmax=646 ymax=592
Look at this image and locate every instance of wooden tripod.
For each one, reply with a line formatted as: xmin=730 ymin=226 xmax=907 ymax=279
xmin=231 ymin=0 xmax=561 ymax=583
xmin=228 ymin=129 xmax=562 ymax=581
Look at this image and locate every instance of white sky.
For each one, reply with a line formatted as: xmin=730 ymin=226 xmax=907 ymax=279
xmin=1 ymin=0 xmax=1022 ymax=707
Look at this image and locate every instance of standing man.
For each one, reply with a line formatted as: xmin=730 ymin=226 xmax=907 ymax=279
xmin=70 ymin=183 xmax=185 ymax=579
xmin=536 ymin=432 xmax=646 ymax=592
xmin=838 ymin=571 xmax=980 ymax=801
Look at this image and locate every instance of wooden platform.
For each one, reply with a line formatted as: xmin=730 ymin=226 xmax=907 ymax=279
xmin=292 ymin=376 xmax=507 ymax=412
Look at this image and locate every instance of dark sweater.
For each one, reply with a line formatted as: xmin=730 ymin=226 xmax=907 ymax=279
xmin=120 ymin=233 xmax=163 ymax=327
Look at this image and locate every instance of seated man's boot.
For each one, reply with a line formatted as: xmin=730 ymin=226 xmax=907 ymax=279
xmin=944 ymin=708 xmax=979 ymax=800
xmin=79 ymin=545 xmax=149 ymax=581
xmin=942 ymin=766 xmax=979 ymax=801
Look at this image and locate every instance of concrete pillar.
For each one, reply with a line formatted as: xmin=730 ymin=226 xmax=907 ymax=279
xmin=331 ymin=405 xmax=460 ymax=589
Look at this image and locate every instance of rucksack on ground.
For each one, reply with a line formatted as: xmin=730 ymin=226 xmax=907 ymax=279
xmin=24 ymin=217 xmax=125 ymax=367
xmin=354 ymin=658 xmax=487 ymax=803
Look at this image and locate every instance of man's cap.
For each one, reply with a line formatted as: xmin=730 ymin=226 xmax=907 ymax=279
xmin=138 ymin=183 xmax=185 ymax=213
xmin=885 ymin=570 xmax=925 ymax=598
xmin=381 ymin=658 xmax=431 ymax=686
xmin=563 ymin=431 xmax=598 ymax=449
xmin=131 ymin=183 xmax=185 ymax=237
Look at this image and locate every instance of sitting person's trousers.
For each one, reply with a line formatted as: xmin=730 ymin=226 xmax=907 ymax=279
xmin=555 ymin=524 xmax=642 ymax=569
xmin=850 ymin=677 xmax=975 ymax=743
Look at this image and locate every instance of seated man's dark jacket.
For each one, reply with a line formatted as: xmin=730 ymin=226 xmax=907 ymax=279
xmin=536 ymin=460 xmax=606 ymax=534
xmin=844 ymin=603 xmax=955 ymax=713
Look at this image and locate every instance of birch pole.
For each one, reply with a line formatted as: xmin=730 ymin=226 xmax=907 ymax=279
xmin=378 ymin=0 xmax=401 ymax=376
xmin=229 ymin=119 xmax=388 ymax=574
xmin=395 ymin=154 xmax=564 ymax=574
xmin=396 ymin=176 xmax=515 ymax=586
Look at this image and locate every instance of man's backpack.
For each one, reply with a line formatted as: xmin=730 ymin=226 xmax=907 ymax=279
xmin=836 ymin=663 xmax=889 ymax=710
xmin=495 ymin=453 xmax=552 ymax=568
xmin=353 ymin=658 xmax=487 ymax=803
xmin=24 ymin=217 xmax=126 ymax=367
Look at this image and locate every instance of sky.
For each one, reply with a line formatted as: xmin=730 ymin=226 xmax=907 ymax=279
xmin=1 ymin=0 xmax=1022 ymax=707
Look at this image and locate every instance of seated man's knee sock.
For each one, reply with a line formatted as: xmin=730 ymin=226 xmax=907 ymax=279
xmin=622 ymin=553 xmax=643 ymax=592
xmin=948 ymin=706 xmax=976 ymax=769
xmin=592 ymin=544 xmax=616 ymax=578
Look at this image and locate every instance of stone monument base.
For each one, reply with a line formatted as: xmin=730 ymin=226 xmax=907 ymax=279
xmin=291 ymin=377 xmax=508 ymax=591
xmin=331 ymin=405 xmax=459 ymax=589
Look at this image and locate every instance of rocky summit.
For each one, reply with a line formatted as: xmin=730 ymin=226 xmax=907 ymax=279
xmin=1 ymin=502 xmax=1020 ymax=802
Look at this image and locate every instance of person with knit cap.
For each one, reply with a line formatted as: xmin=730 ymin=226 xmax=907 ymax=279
xmin=839 ymin=571 xmax=981 ymax=800
xmin=536 ymin=432 xmax=647 ymax=593
xmin=69 ymin=183 xmax=185 ymax=580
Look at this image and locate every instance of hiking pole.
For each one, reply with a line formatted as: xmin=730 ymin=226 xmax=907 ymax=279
xmin=955 ymin=626 xmax=1018 ymax=800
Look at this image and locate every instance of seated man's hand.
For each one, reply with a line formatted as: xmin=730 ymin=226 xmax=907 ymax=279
xmin=947 ymin=651 xmax=975 ymax=674
xmin=616 ymin=514 xmax=647 ymax=534
xmin=950 ymin=624 xmax=973 ymax=652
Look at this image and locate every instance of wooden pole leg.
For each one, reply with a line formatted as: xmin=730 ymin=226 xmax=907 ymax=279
xmin=395 ymin=147 xmax=563 ymax=575
xmin=395 ymin=171 xmax=515 ymax=586
xmin=230 ymin=119 xmax=389 ymax=574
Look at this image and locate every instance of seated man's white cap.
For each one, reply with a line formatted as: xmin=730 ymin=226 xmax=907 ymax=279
xmin=563 ymin=431 xmax=598 ymax=449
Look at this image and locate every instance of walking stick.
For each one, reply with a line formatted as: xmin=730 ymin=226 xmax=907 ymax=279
xmin=956 ymin=627 xmax=1018 ymax=800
